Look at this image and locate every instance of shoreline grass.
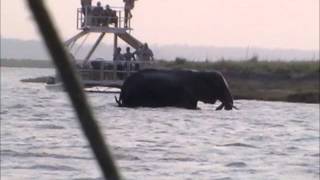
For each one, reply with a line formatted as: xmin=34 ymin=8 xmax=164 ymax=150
xmin=156 ymin=58 xmax=319 ymax=104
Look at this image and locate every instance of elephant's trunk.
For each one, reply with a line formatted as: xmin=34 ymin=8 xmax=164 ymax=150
xmin=223 ymin=88 xmax=234 ymax=110
xmin=216 ymin=86 xmax=234 ymax=111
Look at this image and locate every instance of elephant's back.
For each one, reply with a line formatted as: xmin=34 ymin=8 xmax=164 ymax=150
xmin=121 ymin=69 xmax=191 ymax=93
xmin=135 ymin=69 xmax=195 ymax=82
xmin=122 ymin=69 xmax=224 ymax=90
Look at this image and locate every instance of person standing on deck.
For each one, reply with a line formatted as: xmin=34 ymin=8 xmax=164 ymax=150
xmin=113 ymin=47 xmax=125 ymax=61
xmin=124 ymin=47 xmax=136 ymax=70
xmin=141 ymin=43 xmax=154 ymax=61
xmin=113 ymin=47 xmax=126 ymax=79
xmin=81 ymin=0 xmax=92 ymax=15
xmin=92 ymin=1 xmax=104 ymax=26
xmin=124 ymin=47 xmax=136 ymax=61
xmin=134 ymin=44 xmax=144 ymax=61
xmin=81 ymin=0 xmax=92 ymax=26
xmin=123 ymin=0 xmax=136 ymax=28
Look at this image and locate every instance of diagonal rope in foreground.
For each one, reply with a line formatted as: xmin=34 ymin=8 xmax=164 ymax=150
xmin=27 ymin=1 xmax=122 ymax=179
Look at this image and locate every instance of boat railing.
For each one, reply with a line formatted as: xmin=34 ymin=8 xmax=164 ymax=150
xmin=78 ymin=60 xmax=154 ymax=82
xmin=77 ymin=7 xmax=131 ymax=31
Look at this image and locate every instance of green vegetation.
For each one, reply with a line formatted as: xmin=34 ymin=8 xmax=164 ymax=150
xmin=156 ymin=58 xmax=319 ymax=104
xmin=157 ymin=58 xmax=318 ymax=79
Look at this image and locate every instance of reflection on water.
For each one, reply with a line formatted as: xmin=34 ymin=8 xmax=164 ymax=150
xmin=1 ymin=67 xmax=319 ymax=179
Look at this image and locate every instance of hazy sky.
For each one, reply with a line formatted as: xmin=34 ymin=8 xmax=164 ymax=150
xmin=1 ymin=0 xmax=319 ymax=50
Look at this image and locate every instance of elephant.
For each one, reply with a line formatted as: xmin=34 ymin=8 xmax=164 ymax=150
xmin=115 ymin=69 xmax=236 ymax=110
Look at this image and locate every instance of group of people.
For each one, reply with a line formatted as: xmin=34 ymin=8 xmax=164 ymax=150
xmin=81 ymin=1 xmax=118 ymax=27
xmin=114 ymin=43 xmax=154 ymax=62
xmin=81 ymin=0 xmax=136 ymax=28
xmin=113 ymin=43 xmax=154 ymax=71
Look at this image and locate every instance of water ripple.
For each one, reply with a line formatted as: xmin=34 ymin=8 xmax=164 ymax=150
xmin=1 ymin=67 xmax=319 ymax=180
xmin=225 ymin=162 xmax=248 ymax=168
xmin=34 ymin=124 xmax=65 ymax=130
xmin=217 ymin=143 xmax=258 ymax=149
xmin=12 ymin=164 xmax=78 ymax=172
xmin=2 ymin=149 xmax=93 ymax=160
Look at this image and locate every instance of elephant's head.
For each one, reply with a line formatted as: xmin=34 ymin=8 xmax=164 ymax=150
xmin=197 ymin=71 xmax=235 ymax=110
xmin=215 ymin=81 xmax=234 ymax=111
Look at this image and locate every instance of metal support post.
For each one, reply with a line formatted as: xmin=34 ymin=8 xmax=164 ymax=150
xmin=84 ymin=32 xmax=106 ymax=65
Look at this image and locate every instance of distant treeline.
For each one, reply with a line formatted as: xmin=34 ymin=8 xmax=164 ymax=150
xmin=1 ymin=59 xmax=53 ymax=68
xmin=157 ymin=58 xmax=320 ymax=103
xmin=157 ymin=57 xmax=319 ymax=80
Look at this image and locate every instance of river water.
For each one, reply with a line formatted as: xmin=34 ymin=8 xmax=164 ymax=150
xmin=1 ymin=67 xmax=319 ymax=180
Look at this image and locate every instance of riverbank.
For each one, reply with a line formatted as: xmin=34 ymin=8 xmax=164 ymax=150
xmin=2 ymin=58 xmax=319 ymax=103
xmin=156 ymin=59 xmax=319 ymax=104
xmin=1 ymin=59 xmax=52 ymax=68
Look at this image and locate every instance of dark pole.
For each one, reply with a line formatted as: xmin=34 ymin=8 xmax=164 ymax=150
xmin=27 ymin=1 xmax=121 ymax=179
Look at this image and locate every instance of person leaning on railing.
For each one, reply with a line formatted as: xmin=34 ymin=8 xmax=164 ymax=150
xmin=103 ymin=5 xmax=118 ymax=27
